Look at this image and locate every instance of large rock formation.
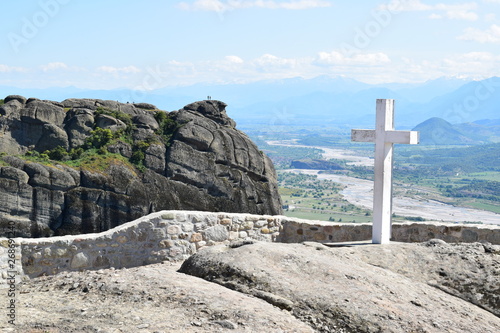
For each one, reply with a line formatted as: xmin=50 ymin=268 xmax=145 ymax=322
xmin=180 ymin=240 xmax=500 ymax=333
xmin=0 ymin=96 xmax=282 ymax=237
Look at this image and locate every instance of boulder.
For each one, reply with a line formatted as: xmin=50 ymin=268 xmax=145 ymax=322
xmin=4 ymin=95 xmax=27 ymax=104
xmin=95 ymin=114 xmax=127 ymax=132
xmin=64 ymin=108 xmax=94 ymax=148
xmin=36 ymin=123 xmax=69 ymax=152
xmin=180 ymin=241 xmax=500 ymax=333
xmin=0 ymin=99 xmax=24 ymax=116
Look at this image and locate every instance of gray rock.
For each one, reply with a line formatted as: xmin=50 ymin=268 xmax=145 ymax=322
xmin=36 ymin=123 xmax=69 ymax=152
xmin=133 ymin=114 xmax=159 ymax=131
xmin=0 ymin=166 xmax=29 ymax=183
xmin=0 ymin=99 xmax=24 ymax=116
xmin=4 ymin=95 xmax=27 ymax=105
xmin=107 ymin=141 xmax=133 ymax=158
xmin=95 ymin=114 xmax=127 ymax=132
xmin=21 ymin=100 xmax=66 ymax=126
xmin=184 ymin=100 xmax=235 ymax=127
xmin=0 ymin=97 xmax=282 ymax=237
xmin=144 ymin=144 xmax=166 ymax=174
xmin=180 ymin=242 xmax=500 ymax=333
xmin=64 ymin=108 xmax=94 ymax=148
xmin=133 ymin=102 xmax=157 ymax=110
xmin=61 ymin=98 xmax=97 ymax=110
xmin=96 ymin=99 xmax=121 ymax=111
xmin=203 ymin=225 xmax=229 ymax=242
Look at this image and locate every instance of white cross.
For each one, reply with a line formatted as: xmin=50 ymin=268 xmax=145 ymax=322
xmin=351 ymin=99 xmax=419 ymax=244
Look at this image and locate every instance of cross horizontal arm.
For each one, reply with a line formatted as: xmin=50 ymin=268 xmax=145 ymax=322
xmin=351 ymin=129 xmax=419 ymax=144
xmin=385 ymin=130 xmax=419 ymax=145
xmin=351 ymin=129 xmax=375 ymax=142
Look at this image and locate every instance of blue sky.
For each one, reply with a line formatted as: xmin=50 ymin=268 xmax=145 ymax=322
xmin=1 ymin=0 xmax=499 ymax=89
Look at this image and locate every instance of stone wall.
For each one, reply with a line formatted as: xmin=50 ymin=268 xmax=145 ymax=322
xmin=279 ymin=219 xmax=500 ymax=244
xmin=1 ymin=211 xmax=500 ymax=286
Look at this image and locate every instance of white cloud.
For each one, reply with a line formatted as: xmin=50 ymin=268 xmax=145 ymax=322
xmin=483 ymin=0 xmax=500 ymax=3
xmin=380 ymin=0 xmax=432 ymax=12
xmin=380 ymin=1 xmax=478 ymax=21
xmin=97 ymin=66 xmax=142 ymax=74
xmin=177 ymin=0 xmax=332 ymax=12
xmin=435 ymin=3 xmax=478 ymax=20
xmin=0 ymin=64 xmax=28 ymax=73
xmin=485 ymin=13 xmax=496 ymax=21
xmin=439 ymin=52 xmax=500 ymax=78
xmin=458 ymin=24 xmax=500 ymax=43
xmin=253 ymin=54 xmax=298 ymax=67
xmin=315 ymin=51 xmax=391 ymax=66
xmin=40 ymin=62 xmax=68 ymax=72
xmin=225 ymin=55 xmax=244 ymax=63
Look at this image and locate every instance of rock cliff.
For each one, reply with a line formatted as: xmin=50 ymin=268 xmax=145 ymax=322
xmin=0 ymin=96 xmax=282 ymax=237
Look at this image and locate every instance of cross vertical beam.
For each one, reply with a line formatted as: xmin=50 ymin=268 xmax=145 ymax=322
xmin=373 ymin=99 xmax=395 ymax=244
xmin=351 ymin=99 xmax=419 ymax=244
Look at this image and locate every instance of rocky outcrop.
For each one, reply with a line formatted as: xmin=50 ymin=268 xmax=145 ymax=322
xmin=180 ymin=241 xmax=500 ymax=333
xmin=0 ymin=96 xmax=282 ymax=237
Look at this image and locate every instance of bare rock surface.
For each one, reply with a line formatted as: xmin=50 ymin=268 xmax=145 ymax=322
xmin=2 ymin=241 xmax=499 ymax=332
xmin=4 ymin=263 xmax=313 ymax=333
xmin=180 ymin=240 xmax=500 ymax=333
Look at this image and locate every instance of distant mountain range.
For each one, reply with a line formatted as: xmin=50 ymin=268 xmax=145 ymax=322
xmin=1 ymin=75 xmax=499 ymax=131
xmin=412 ymin=117 xmax=500 ymax=145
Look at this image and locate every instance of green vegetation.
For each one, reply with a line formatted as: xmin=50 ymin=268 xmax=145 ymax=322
xmin=0 ymin=99 xmax=4 ymax=106
xmin=17 ymin=108 xmax=181 ymax=173
xmin=84 ymin=128 xmax=114 ymax=149
xmin=154 ymin=111 xmax=181 ymax=144
xmin=95 ymin=107 xmax=133 ymax=128
xmin=23 ymin=148 xmax=134 ymax=173
xmin=396 ymin=143 xmax=500 ymax=173
xmin=251 ymin=125 xmax=499 ymax=216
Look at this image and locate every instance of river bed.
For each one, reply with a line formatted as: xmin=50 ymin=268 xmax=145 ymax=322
xmin=287 ymin=169 xmax=500 ymax=225
xmin=268 ymin=139 xmax=500 ymax=225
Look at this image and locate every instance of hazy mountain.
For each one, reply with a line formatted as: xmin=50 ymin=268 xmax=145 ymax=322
xmin=412 ymin=117 xmax=499 ymax=145
xmin=386 ymin=77 xmax=471 ymax=103
xmin=1 ymin=76 xmax=499 ymax=130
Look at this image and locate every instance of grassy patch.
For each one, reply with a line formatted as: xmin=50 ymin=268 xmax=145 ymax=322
xmin=21 ymin=148 xmax=137 ymax=175
xmin=284 ymin=210 xmax=372 ymax=223
xmin=466 ymin=201 xmax=500 ymax=214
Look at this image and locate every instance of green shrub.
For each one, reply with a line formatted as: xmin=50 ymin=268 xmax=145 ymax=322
xmin=0 ymin=99 xmax=4 ymax=106
xmin=47 ymin=146 xmax=69 ymax=161
xmin=84 ymin=128 xmax=113 ymax=149
xmin=130 ymin=150 xmax=145 ymax=165
xmin=154 ymin=112 xmax=180 ymax=144
xmin=70 ymin=147 xmax=84 ymax=160
xmin=129 ymin=140 xmax=150 ymax=167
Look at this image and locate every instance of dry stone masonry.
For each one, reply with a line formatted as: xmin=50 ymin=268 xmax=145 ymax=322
xmin=1 ymin=210 xmax=499 ymax=286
